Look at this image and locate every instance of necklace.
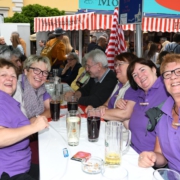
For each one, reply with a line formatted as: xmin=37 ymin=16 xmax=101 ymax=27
xmin=174 ymin=105 xmax=179 ymax=116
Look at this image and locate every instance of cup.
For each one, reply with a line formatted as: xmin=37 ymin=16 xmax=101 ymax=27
xmin=101 ymin=166 xmax=128 ymax=180
xmin=53 ymin=69 xmax=58 ymax=77
xmin=87 ymin=109 xmax=101 ymax=142
xmin=105 ymin=121 xmax=131 ymax=166
xmin=153 ymin=168 xmax=180 ymax=180
xmin=67 ymin=95 xmax=78 ymax=111
xmin=66 ymin=110 xmax=81 ymax=146
xmin=50 ymin=96 xmax=60 ymax=121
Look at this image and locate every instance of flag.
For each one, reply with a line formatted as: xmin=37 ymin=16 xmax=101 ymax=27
xmin=106 ymin=7 xmax=126 ymax=69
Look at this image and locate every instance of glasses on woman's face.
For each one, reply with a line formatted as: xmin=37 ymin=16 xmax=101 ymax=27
xmin=29 ymin=67 xmax=49 ymax=77
xmin=114 ymin=61 xmax=129 ymax=68
xmin=162 ymin=68 xmax=180 ymax=79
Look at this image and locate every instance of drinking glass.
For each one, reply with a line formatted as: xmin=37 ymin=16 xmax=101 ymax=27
xmin=101 ymin=166 xmax=128 ymax=180
xmin=153 ymin=168 xmax=180 ymax=180
xmin=66 ymin=110 xmax=81 ymax=146
xmin=50 ymin=95 xmax=60 ymax=121
xmin=105 ymin=121 xmax=131 ymax=166
xmin=87 ymin=109 xmax=101 ymax=142
xmin=67 ymin=95 xmax=78 ymax=111
xmin=53 ymin=69 xmax=58 ymax=77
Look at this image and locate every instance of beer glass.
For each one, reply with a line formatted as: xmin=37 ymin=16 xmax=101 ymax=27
xmin=50 ymin=95 xmax=60 ymax=121
xmin=87 ymin=109 xmax=101 ymax=142
xmin=66 ymin=110 xmax=81 ymax=146
xmin=67 ymin=95 xmax=78 ymax=111
xmin=105 ymin=121 xmax=131 ymax=166
xmin=153 ymin=168 xmax=180 ymax=180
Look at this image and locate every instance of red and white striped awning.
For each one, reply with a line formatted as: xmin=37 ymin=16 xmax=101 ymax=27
xmin=34 ymin=13 xmax=180 ymax=33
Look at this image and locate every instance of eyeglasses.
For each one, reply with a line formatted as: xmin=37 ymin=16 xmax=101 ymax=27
xmin=114 ymin=62 xmax=129 ymax=68
xmin=29 ymin=67 xmax=49 ymax=77
xmin=162 ymin=68 xmax=180 ymax=79
xmin=85 ymin=63 xmax=98 ymax=70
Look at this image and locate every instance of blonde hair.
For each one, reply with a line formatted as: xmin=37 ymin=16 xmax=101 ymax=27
xmin=61 ymin=35 xmax=73 ymax=54
xmin=11 ymin=33 xmax=21 ymax=48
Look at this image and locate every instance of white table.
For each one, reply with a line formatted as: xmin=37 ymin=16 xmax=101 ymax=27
xmin=38 ymin=116 xmax=154 ymax=180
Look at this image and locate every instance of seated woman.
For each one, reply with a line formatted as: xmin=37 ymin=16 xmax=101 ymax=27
xmin=0 ymin=58 xmax=48 ymax=180
xmin=71 ymin=54 xmax=90 ymax=91
xmin=90 ymin=58 xmax=168 ymax=154
xmin=13 ymin=55 xmax=51 ymax=122
xmin=60 ymin=52 xmax=82 ymax=86
xmin=86 ymin=52 xmax=138 ymax=128
xmin=138 ymin=54 xmax=180 ymax=173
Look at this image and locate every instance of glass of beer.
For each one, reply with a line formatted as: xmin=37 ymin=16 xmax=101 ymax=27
xmin=67 ymin=95 xmax=78 ymax=111
xmin=87 ymin=109 xmax=101 ymax=142
xmin=50 ymin=95 xmax=60 ymax=121
xmin=105 ymin=121 xmax=131 ymax=166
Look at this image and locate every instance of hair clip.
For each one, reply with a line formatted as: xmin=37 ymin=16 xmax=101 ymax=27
xmin=139 ymin=102 xmax=149 ymax=106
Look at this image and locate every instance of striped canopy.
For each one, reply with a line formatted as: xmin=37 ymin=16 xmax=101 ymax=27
xmin=34 ymin=13 xmax=180 ymax=32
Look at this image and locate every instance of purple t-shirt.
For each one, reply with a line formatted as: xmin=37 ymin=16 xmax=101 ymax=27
xmin=0 ymin=90 xmax=31 ymax=177
xmin=108 ymin=82 xmax=138 ymax=109
xmin=156 ymin=96 xmax=180 ymax=173
xmin=129 ymin=77 xmax=169 ymax=154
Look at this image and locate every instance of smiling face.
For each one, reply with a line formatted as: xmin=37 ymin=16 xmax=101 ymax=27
xmin=24 ymin=61 xmax=48 ymax=89
xmin=0 ymin=66 xmax=17 ymax=96
xmin=132 ymin=63 xmax=157 ymax=92
xmin=163 ymin=62 xmax=180 ymax=98
xmin=114 ymin=59 xmax=129 ymax=84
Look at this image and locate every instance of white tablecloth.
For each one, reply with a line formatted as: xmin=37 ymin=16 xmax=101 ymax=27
xmin=38 ymin=116 xmax=154 ymax=180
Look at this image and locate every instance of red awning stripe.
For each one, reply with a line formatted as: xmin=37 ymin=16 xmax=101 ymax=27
xmin=34 ymin=15 xmax=180 ymax=33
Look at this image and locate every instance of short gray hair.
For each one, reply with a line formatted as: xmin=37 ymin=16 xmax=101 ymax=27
xmin=67 ymin=52 xmax=79 ymax=63
xmin=0 ymin=48 xmax=12 ymax=61
xmin=86 ymin=49 xmax=108 ymax=67
xmin=10 ymin=48 xmax=22 ymax=59
xmin=23 ymin=55 xmax=51 ymax=71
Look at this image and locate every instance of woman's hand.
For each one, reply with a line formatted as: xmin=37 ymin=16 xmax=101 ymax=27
xmin=98 ymin=105 xmax=108 ymax=117
xmin=138 ymin=151 xmax=157 ymax=168
xmin=31 ymin=116 xmax=49 ymax=132
xmin=115 ymin=99 xmax=128 ymax=109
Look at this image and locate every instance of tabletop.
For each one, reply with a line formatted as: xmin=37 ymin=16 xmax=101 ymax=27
xmin=38 ymin=114 xmax=154 ymax=180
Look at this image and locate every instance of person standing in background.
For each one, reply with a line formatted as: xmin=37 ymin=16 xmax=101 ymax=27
xmin=11 ymin=31 xmax=26 ymax=56
xmin=87 ymin=35 xmax=97 ymax=53
xmin=94 ymin=36 xmax=107 ymax=53
xmin=61 ymin=35 xmax=75 ymax=55
xmin=45 ymin=28 xmax=67 ymax=70
xmin=10 ymin=33 xmax=24 ymax=55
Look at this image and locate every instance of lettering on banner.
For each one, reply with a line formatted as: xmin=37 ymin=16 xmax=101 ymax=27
xmin=98 ymin=0 xmax=118 ymax=6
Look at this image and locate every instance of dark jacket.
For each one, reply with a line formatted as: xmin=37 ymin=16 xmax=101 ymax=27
xmin=78 ymin=69 xmax=117 ymax=107
xmin=61 ymin=63 xmax=82 ymax=86
xmin=87 ymin=42 xmax=97 ymax=53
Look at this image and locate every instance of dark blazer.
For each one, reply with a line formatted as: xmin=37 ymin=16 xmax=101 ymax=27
xmin=61 ymin=63 xmax=82 ymax=86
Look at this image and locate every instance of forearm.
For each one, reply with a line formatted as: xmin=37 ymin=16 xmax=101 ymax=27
xmin=0 ymin=125 xmax=36 ymax=148
xmin=103 ymin=109 xmax=130 ymax=121
xmin=41 ymin=109 xmax=51 ymax=118
xmin=74 ymin=91 xmax=82 ymax=100
xmin=154 ymin=152 xmax=167 ymax=167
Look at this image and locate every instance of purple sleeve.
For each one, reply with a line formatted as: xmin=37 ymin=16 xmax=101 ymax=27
xmin=124 ymin=87 xmax=138 ymax=102
xmin=43 ymin=91 xmax=51 ymax=101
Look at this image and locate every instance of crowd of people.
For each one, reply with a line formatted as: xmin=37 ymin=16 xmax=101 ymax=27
xmin=0 ymin=28 xmax=180 ymax=179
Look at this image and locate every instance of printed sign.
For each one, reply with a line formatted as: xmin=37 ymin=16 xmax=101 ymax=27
xmin=119 ymin=0 xmax=143 ymax=25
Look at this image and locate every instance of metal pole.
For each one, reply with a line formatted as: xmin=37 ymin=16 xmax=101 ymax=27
xmin=135 ymin=24 xmax=142 ymax=57
xmin=79 ymin=30 xmax=82 ymax=64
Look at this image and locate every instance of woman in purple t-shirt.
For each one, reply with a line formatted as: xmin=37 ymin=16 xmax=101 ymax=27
xmin=86 ymin=52 xmax=138 ymax=128
xmin=0 ymin=58 xmax=49 ymax=179
xmin=139 ymin=54 xmax=180 ymax=173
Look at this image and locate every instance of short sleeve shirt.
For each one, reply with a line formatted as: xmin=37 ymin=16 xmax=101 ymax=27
xmin=156 ymin=96 xmax=180 ymax=173
xmin=129 ymin=77 xmax=169 ymax=154
xmin=0 ymin=90 xmax=31 ymax=177
xmin=108 ymin=82 xmax=138 ymax=109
